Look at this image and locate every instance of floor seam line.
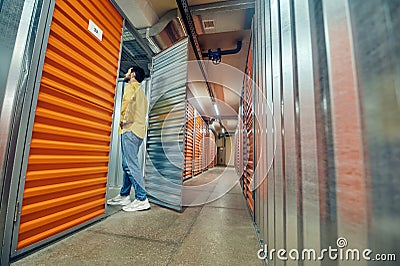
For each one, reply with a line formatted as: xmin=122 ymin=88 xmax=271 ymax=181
xmin=165 ymin=205 xmax=205 ymax=265
xmin=204 ymin=205 xmax=246 ymax=211
xmin=87 ymin=230 xmax=179 ymax=246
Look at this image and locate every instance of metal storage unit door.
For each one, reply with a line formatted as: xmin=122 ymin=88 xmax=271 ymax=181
xmin=183 ymin=103 xmax=194 ymax=180
xmin=14 ymin=0 xmax=123 ymax=251
xmin=145 ymin=38 xmax=188 ymax=212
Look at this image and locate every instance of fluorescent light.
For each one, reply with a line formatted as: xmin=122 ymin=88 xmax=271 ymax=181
xmin=214 ymin=104 xmax=220 ymax=116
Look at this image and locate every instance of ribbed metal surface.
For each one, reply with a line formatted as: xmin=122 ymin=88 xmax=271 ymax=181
xmin=247 ymin=1 xmax=400 ymax=264
xmin=194 ymin=113 xmax=204 ymax=175
xmin=240 ymin=40 xmax=254 ymax=214
xmin=207 ymin=129 xmax=216 ymax=169
xmin=16 ymin=0 xmax=122 ymax=250
xmin=0 ymin=0 xmax=25 ymax=114
xmin=183 ymin=103 xmax=194 ymax=180
xmin=234 ymin=116 xmax=243 ymax=177
xmin=348 ymin=0 xmax=400 ymax=258
xmin=202 ymin=124 xmax=207 ymax=171
xmin=280 ymin=0 xmax=299 ymax=260
xmin=271 ymin=0 xmax=285 ymax=259
xmin=145 ymin=38 xmax=188 ymax=211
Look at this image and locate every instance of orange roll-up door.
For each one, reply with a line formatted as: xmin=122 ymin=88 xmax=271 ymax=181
xmin=183 ymin=103 xmax=194 ymax=180
xmin=17 ymin=0 xmax=122 ymax=249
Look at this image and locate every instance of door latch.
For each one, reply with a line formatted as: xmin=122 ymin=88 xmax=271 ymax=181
xmin=13 ymin=201 xmax=20 ymax=222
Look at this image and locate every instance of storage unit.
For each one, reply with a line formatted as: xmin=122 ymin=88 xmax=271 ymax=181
xmin=1 ymin=2 xmax=217 ymax=260
xmin=193 ymin=113 xmax=204 ymax=175
xmin=0 ymin=0 xmax=123 ymax=258
xmin=183 ymin=102 xmax=215 ymax=180
xmin=232 ymin=0 xmax=400 ymax=262
xmin=183 ymin=103 xmax=195 ymax=180
xmin=145 ymin=39 xmax=188 ymax=211
xmin=236 ymin=37 xmax=254 ymax=214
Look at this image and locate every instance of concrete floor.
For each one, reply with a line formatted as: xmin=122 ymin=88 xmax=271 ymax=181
xmin=12 ymin=167 xmax=264 ymax=266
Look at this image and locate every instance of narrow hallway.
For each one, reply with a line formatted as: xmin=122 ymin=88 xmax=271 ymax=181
xmin=12 ymin=167 xmax=263 ymax=265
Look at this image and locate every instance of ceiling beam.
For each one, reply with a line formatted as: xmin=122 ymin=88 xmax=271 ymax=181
xmin=176 ymin=0 xmax=216 ymax=103
xmin=191 ymin=0 xmax=255 ymax=14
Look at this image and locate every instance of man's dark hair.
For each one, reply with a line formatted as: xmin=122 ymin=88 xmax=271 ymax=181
xmin=131 ymin=66 xmax=145 ymax=83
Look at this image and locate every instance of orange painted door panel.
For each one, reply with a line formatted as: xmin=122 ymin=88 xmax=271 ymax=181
xmin=17 ymin=0 xmax=123 ymax=249
xmin=183 ymin=103 xmax=194 ymax=180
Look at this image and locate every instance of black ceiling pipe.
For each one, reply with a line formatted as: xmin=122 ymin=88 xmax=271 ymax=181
xmin=202 ymin=40 xmax=243 ymax=58
xmin=221 ymin=40 xmax=242 ymax=55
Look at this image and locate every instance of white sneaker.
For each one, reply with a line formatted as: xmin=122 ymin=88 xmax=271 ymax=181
xmin=107 ymin=195 xmax=131 ymax=206
xmin=122 ymin=198 xmax=151 ymax=212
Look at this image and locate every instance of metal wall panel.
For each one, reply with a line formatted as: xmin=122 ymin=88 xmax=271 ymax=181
xmin=349 ymin=0 xmax=400 ymax=262
xmin=271 ymin=1 xmax=285 ymax=263
xmin=262 ymin=0 xmax=275 ymax=257
xmin=254 ymin=24 xmax=262 ymax=247
xmin=309 ymin=0 xmax=337 ymax=258
xmin=1 ymin=1 xmax=53 ymax=263
xmin=280 ymin=0 xmax=299 ymax=265
xmin=293 ymin=0 xmax=322 ymax=258
xmin=145 ymin=38 xmax=188 ymax=211
xmin=244 ymin=0 xmax=399 ymax=265
xmin=107 ymin=79 xmax=125 ymax=188
xmin=259 ymin=0 xmax=268 ymax=250
xmin=0 ymin=0 xmax=25 ymax=115
xmin=13 ymin=0 xmax=123 ymax=253
xmin=323 ymin=0 xmax=369 ymax=260
xmin=249 ymin=0 xmax=326 ymax=262
xmin=265 ymin=2 xmax=276 ymax=259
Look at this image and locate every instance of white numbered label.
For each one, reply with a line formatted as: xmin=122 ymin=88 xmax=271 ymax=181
xmin=88 ymin=19 xmax=103 ymax=41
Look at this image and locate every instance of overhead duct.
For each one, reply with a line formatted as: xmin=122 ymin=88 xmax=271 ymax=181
xmin=113 ymin=0 xmax=158 ymax=28
xmin=137 ymin=9 xmax=187 ymax=53
xmin=119 ymin=9 xmax=187 ymax=77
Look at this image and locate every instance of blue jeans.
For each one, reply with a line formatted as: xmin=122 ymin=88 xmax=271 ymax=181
xmin=120 ymin=131 xmax=147 ymax=200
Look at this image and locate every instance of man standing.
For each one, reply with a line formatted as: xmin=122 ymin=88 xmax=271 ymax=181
xmin=107 ymin=66 xmax=150 ymax=212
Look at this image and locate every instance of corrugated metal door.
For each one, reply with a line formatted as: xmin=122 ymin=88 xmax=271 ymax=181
xmin=145 ymin=38 xmax=188 ymax=212
xmin=241 ymin=40 xmax=254 ymax=214
xmin=194 ymin=113 xmax=204 ymax=175
xmin=15 ymin=0 xmax=122 ymax=251
xmin=183 ymin=103 xmax=194 ymax=180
